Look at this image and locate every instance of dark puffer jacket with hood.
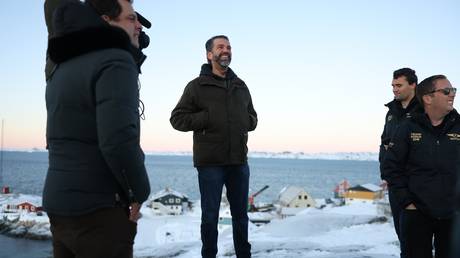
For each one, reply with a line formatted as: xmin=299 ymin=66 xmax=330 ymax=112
xmin=43 ymin=1 xmax=150 ymax=216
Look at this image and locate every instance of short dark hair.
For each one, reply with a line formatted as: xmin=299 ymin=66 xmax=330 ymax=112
xmin=85 ymin=0 xmax=132 ymax=20
xmin=205 ymin=35 xmax=229 ymax=52
xmin=416 ymin=75 xmax=447 ymax=104
xmin=393 ymin=68 xmax=418 ymax=85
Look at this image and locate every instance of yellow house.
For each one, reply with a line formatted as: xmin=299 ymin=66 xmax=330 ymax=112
xmin=344 ymin=183 xmax=384 ymax=201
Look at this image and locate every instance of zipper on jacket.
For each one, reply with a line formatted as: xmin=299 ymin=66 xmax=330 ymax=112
xmin=226 ymin=79 xmax=232 ymax=160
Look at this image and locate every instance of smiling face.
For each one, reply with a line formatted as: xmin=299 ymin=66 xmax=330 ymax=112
xmin=429 ymin=79 xmax=455 ymax=114
xmin=207 ymin=38 xmax=232 ymax=69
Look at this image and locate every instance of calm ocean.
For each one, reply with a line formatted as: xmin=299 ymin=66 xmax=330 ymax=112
xmin=0 ymin=151 xmax=380 ymax=258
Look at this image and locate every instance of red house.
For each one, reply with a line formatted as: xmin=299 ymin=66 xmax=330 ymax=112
xmin=2 ymin=186 xmax=10 ymax=194
xmin=17 ymin=202 xmax=42 ymax=213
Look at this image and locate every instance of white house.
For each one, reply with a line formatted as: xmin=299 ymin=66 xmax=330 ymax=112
xmin=277 ymin=186 xmax=316 ymax=217
xmin=147 ymin=188 xmax=190 ymax=215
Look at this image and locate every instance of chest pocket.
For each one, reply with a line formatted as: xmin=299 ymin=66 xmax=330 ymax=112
xmin=409 ymin=133 xmax=433 ymax=169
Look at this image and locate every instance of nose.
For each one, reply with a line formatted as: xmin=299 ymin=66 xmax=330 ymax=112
xmin=135 ymin=19 xmax=142 ymax=31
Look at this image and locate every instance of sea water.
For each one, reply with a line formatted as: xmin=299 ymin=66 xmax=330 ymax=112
xmin=0 ymin=151 xmax=380 ymax=258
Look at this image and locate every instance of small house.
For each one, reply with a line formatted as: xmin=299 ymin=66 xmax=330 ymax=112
xmin=344 ymin=183 xmax=384 ymax=201
xmin=277 ymin=186 xmax=315 ymax=217
xmin=2 ymin=186 xmax=11 ymax=194
xmin=17 ymin=202 xmax=43 ymax=213
xmin=148 ymin=188 xmax=190 ymax=215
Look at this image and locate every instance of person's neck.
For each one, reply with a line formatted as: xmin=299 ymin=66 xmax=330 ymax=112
xmin=400 ymin=95 xmax=414 ymax=109
xmin=426 ymin=109 xmax=447 ymax=126
xmin=212 ymin=65 xmax=228 ymax=78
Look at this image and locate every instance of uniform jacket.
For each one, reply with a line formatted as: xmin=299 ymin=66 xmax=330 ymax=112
xmin=43 ymin=1 xmax=150 ymax=216
xmin=379 ymin=97 xmax=421 ymax=180
xmin=382 ymin=110 xmax=460 ymax=219
xmin=170 ymin=64 xmax=257 ymax=167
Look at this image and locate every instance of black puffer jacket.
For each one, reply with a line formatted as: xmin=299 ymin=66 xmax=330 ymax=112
xmin=43 ymin=1 xmax=150 ymax=216
xmin=382 ymin=110 xmax=460 ymax=219
xmin=379 ymin=97 xmax=421 ymax=179
xmin=170 ymin=64 xmax=257 ymax=166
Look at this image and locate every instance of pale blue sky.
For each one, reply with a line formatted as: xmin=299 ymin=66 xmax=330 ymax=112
xmin=0 ymin=0 xmax=459 ymax=152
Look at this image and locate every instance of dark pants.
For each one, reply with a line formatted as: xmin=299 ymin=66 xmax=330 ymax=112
xmin=451 ymin=212 xmax=460 ymax=258
xmin=389 ymin=189 xmax=406 ymax=258
xmin=197 ymin=164 xmax=251 ymax=258
xmin=48 ymin=207 xmax=137 ymax=258
xmin=401 ymin=209 xmax=452 ymax=258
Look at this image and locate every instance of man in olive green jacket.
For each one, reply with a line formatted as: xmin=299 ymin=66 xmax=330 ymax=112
xmin=170 ymin=35 xmax=257 ymax=258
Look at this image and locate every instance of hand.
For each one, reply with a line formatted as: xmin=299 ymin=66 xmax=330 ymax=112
xmin=405 ymin=203 xmax=417 ymax=210
xmin=129 ymin=202 xmax=142 ymax=222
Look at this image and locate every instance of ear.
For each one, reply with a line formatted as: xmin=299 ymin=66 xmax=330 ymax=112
xmin=409 ymin=83 xmax=416 ymax=90
xmin=422 ymin=94 xmax=432 ymax=106
xmin=206 ymin=51 xmax=212 ymax=61
xmin=101 ymin=15 xmax=111 ymax=23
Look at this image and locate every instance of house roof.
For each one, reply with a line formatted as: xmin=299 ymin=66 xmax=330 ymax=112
xmin=348 ymin=183 xmax=382 ymax=192
xmin=151 ymin=188 xmax=189 ymax=201
xmin=278 ymin=186 xmax=310 ymax=205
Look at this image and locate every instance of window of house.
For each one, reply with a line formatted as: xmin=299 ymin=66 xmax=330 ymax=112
xmin=298 ymin=195 xmax=302 ymax=200
xmin=304 ymin=195 xmax=308 ymax=200
xmin=176 ymin=198 xmax=181 ymax=203
xmin=169 ymin=198 xmax=174 ymax=203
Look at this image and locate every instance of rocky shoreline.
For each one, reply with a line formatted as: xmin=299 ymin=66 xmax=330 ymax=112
xmin=0 ymin=216 xmax=51 ymax=240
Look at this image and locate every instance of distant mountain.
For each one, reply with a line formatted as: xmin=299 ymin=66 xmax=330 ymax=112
xmin=144 ymin=151 xmax=378 ymax=161
xmin=248 ymin=151 xmax=378 ymax=161
xmin=5 ymin=149 xmax=378 ymax=161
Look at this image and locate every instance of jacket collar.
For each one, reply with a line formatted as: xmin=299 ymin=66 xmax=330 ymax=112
xmin=413 ymin=109 xmax=460 ymax=132
xmin=198 ymin=64 xmax=245 ymax=88
xmin=385 ymin=97 xmax=422 ymax=117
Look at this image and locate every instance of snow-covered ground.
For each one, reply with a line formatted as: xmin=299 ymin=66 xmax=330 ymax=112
xmin=134 ymin=200 xmax=398 ymax=258
xmin=1 ymin=194 xmax=399 ymax=257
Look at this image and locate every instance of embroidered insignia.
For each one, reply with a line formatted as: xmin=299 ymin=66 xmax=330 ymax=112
xmin=447 ymin=133 xmax=460 ymax=141
xmin=387 ymin=115 xmax=393 ymax=122
xmin=410 ymin=132 xmax=422 ymax=142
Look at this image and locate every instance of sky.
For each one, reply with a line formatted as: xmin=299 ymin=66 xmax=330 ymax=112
xmin=0 ymin=0 xmax=459 ymax=153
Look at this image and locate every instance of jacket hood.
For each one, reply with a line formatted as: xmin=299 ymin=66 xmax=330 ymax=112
xmin=47 ymin=1 xmax=146 ymax=71
xmin=199 ymin=64 xmax=238 ymax=80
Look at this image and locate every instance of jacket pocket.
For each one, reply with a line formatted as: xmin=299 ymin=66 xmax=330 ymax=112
xmin=193 ymin=133 xmax=226 ymax=164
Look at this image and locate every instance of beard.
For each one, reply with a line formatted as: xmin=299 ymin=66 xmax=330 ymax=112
xmin=213 ymin=53 xmax=231 ymax=68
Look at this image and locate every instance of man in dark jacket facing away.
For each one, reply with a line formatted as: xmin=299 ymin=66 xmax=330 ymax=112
xmin=43 ymin=0 xmax=150 ymax=257
xmin=382 ymin=75 xmax=458 ymax=258
xmin=170 ymin=35 xmax=257 ymax=258
xmin=379 ymin=67 xmax=420 ymax=258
